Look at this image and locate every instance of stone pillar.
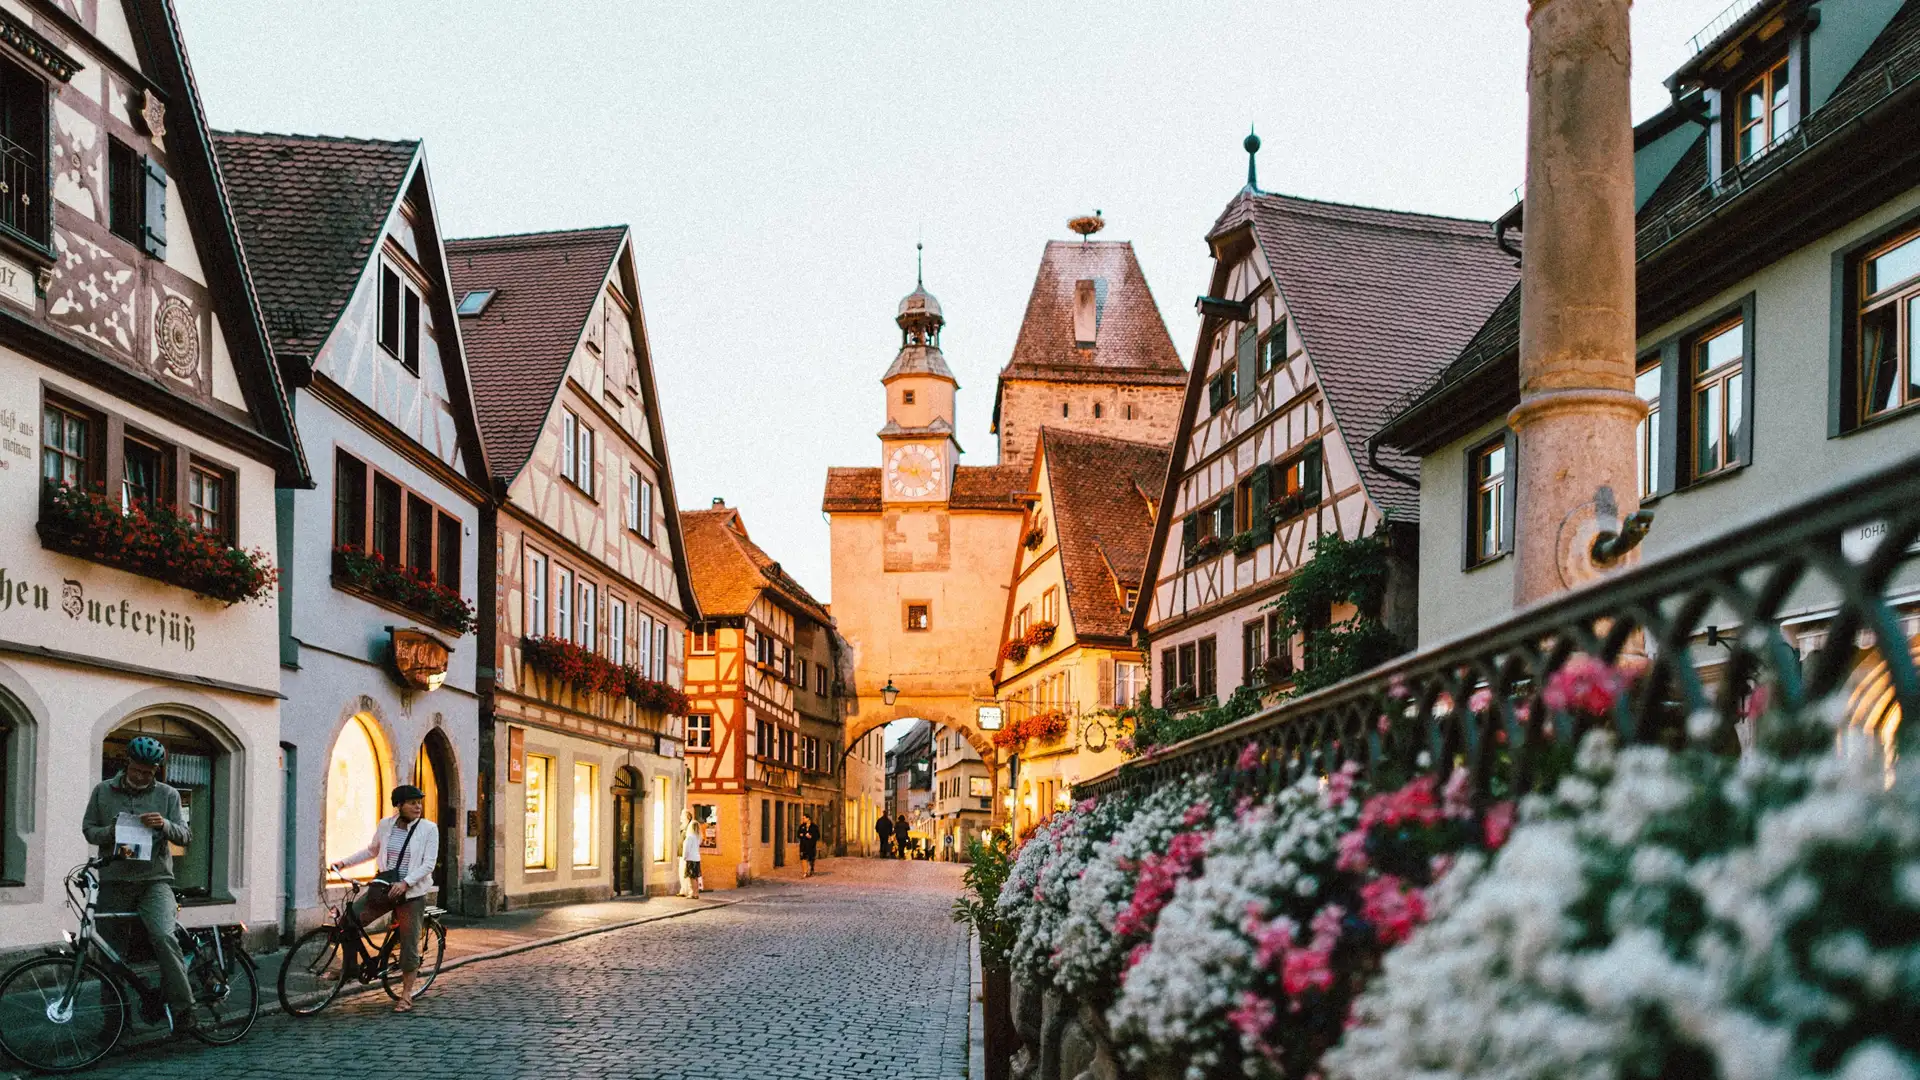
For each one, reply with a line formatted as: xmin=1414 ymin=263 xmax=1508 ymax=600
xmin=1510 ymin=0 xmax=1646 ymax=606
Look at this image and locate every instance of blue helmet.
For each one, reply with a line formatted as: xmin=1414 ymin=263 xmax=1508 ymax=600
xmin=124 ymin=736 xmax=166 ymax=765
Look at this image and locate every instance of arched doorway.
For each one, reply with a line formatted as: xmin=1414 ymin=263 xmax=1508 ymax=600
xmin=612 ymin=767 xmax=641 ymax=895
xmin=1841 ymin=631 xmax=1916 ymax=780
xmin=413 ymin=729 xmax=459 ymax=907
xmin=102 ymin=712 xmax=231 ymax=899
xmin=324 ymin=713 xmax=390 ymax=879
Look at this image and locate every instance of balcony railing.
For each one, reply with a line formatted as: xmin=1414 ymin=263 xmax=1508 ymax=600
xmin=1079 ymin=448 xmax=1920 ymax=801
xmin=0 ymin=131 xmax=44 ymax=245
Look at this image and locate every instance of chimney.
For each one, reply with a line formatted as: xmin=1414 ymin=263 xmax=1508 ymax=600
xmin=1510 ymin=0 xmax=1648 ymax=604
xmin=711 ymin=497 xmax=726 ymax=508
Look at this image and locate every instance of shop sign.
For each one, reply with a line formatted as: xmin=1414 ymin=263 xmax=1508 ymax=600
xmin=389 ymin=626 xmax=451 ymax=692
xmin=0 ymin=254 xmax=36 ymax=311
xmin=0 ymin=564 xmax=198 ymax=652
xmin=507 ymin=726 xmax=525 ymax=784
xmin=977 ymin=705 xmax=1003 ymax=730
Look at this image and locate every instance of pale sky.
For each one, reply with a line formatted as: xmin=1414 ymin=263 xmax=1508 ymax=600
xmin=177 ymin=0 xmax=1733 ymax=607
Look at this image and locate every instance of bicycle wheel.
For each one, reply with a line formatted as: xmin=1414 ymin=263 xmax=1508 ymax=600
xmin=0 ymin=955 xmax=127 ymax=1073
xmin=189 ymin=948 xmax=258 ymax=1045
xmin=382 ymin=918 xmax=446 ymax=1001
xmin=276 ymin=928 xmax=346 ymax=1016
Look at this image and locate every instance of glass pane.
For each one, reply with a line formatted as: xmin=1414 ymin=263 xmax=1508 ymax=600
xmin=524 ymin=757 xmax=548 ymax=868
xmin=1477 ymin=488 xmax=1500 ymax=558
xmin=1909 ymin=297 xmax=1920 ymax=407
xmin=1483 ymin=444 xmax=1505 ymax=481
xmin=1696 ymin=385 xmax=1723 ymax=474
xmin=1635 ymin=363 xmax=1661 ymax=402
xmin=1726 ymin=372 xmax=1744 ymax=459
xmin=1868 ymin=234 xmax=1920 ymax=295
xmin=324 ymin=716 xmax=384 ymax=871
xmin=572 ymin=763 xmax=595 ymax=867
xmin=1862 ymin=304 xmax=1899 ymax=417
xmin=1696 ymin=322 xmax=1742 ymax=373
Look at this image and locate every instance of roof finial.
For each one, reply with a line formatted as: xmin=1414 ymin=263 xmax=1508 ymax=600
xmin=1244 ymin=124 xmax=1262 ymax=192
xmin=916 ymin=240 xmax=923 ymax=287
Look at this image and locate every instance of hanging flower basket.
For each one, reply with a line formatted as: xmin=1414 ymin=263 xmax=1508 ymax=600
xmin=1001 ymin=639 xmax=1030 ymax=663
xmin=333 ymin=546 xmax=475 ymax=634
xmin=1023 ymin=621 xmax=1057 ymax=648
xmin=38 ymin=482 xmax=277 ymax=606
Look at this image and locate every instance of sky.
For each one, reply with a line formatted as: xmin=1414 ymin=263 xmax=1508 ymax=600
xmin=176 ymin=0 xmax=1735 ymax=624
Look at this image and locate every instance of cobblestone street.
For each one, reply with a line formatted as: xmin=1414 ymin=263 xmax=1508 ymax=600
xmin=60 ymin=859 xmax=971 ymax=1080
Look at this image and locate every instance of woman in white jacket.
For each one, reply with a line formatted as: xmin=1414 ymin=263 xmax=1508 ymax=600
xmin=329 ymin=784 xmax=438 ymax=1011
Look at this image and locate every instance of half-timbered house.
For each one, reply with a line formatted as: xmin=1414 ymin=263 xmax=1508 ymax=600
xmin=681 ymin=502 xmax=843 ymax=885
xmin=1132 ymin=162 xmax=1516 ymax=713
xmin=217 ymin=132 xmax=491 ymax=931
xmin=450 ymin=226 xmax=697 ymax=906
xmin=0 ymin=0 xmax=305 ymax=954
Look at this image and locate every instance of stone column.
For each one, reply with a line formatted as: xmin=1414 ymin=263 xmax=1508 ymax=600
xmin=1510 ymin=0 xmax=1646 ymax=606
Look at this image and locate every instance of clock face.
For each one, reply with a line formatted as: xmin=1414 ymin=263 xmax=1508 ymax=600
xmin=886 ymin=443 xmax=944 ymax=498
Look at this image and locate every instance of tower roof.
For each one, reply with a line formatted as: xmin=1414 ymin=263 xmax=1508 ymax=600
xmin=884 ymin=248 xmax=956 ymax=383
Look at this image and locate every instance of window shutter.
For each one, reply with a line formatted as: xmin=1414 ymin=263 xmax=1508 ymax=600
xmin=1656 ymin=340 xmax=1681 ymax=495
xmin=1501 ymin=431 xmax=1518 ymax=555
xmin=1303 ymin=442 xmax=1324 ymax=504
xmin=1208 ymin=374 xmax=1225 ymax=413
xmin=1250 ymin=463 xmax=1273 ymax=542
xmin=1236 ymin=324 xmax=1258 ymax=407
xmin=1097 ymin=659 xmax=1113 ymax=709
xmin=403 ymin=288 xmax=422 ymax=371
xmin=141 ymin=156 xmax=167 ymax=259
xmin=1218 ymin=489 xmax=1235 ymax=536
xmin=1180 ymin=513 xmax=1197 ymax=555
xmin=1735 ymin=294 xmax=1756 ymax=468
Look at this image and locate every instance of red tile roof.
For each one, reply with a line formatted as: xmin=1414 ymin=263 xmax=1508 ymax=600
xmin=821 ymin=465 xmax=1030 ymax=513
xmin=212 ymin=132 xmax=418 ymax=361
xmin=1038 ymin=429 xmax=1170 ymax=643
xmin=444 ymin=227 xmax=627 ymax=481
xmin=681 ymin=506 xmax=830 ymax=624
xmin=995 ymin=241 xmax=1186 ymax=419
xmin=1211 ymin=192 xmax=1518 ymax=520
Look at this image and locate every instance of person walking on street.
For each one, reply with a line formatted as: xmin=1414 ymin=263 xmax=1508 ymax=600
xmin=81 ymin=737 xmax=195 ymax=1034
xmin=328 ymin=784 xmax=438 ymax=1013
xmin=796 ymin=812 xmax=819 ymax=877
xmin=680 ymin=809 xmax=704 ymax=899
xmin=893 ymin=812 xmax=912 ymax=859
xmin=874 ymin=812 xmax=892 ymax=859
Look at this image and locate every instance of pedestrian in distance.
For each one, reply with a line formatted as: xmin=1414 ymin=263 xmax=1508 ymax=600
xmin=81 ymin=737 xmax=196 ymax=1034
xmin=680 ymin=808 xmax=704 ymax=899
xmin=796 ymin=812 xmax=819 ymax=877
xmin=894 ymin=812 xmax=912 ymax=859
xmin=942 ymin=831 xmax=954 ymax=862
xmin=328 ymin=783 xmax=438 ymax=1013
xmin=874 ymin=812 xmax=893 ymax=858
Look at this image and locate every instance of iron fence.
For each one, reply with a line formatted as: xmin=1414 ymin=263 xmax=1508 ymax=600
xmin=1079 ymin=448 xmax=1920 ymax=801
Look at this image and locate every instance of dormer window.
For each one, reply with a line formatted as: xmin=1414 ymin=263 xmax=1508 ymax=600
xmin=1735 ymin=57 xmax=1792 ymax=162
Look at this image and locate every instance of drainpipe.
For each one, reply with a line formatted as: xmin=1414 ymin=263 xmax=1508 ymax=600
xmin=1510 ymin=0 xmax=1649 ymax=606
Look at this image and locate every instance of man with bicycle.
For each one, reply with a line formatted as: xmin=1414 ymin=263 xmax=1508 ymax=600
xmin=328 ymin=784 xmax=438 ymax=1012
xmin=79 ymin=736 xmax=195 ymax=1033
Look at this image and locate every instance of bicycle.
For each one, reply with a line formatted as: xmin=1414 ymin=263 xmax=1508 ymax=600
xmin=0 ymin=856 xmax=259 ymax=1073
xmin=275 ymin=874 xmax=447 ymax=1016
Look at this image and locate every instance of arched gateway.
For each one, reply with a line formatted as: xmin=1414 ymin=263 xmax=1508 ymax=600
xmin=824 ymin=263 xmax=1029 ymax=828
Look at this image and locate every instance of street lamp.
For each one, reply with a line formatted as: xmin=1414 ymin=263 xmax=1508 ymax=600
xmin=881 ymin=678 xmax=899 ymax=706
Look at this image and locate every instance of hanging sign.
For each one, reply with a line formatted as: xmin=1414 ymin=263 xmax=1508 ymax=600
xmin=508 ymin=726 xmax=526 ymax=784
xmin=389 ymin=627 xmax=452 ymax=692
xmin=977 ymin=705 xmax=1003 ymax=731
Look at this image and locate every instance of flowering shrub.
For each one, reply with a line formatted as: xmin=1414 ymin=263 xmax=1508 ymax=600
xmin=1053 ymin=780 xmax=1218 ymax=1003
xmin=625 ymin=669 xmax=689 ymax=715
xmin=39 ymin=483 xmax=276 ymax=605
xmin=1001 ymin=796 xmax=1137 ymax=988
xmin=523 ymin=635 xmax=626 ymax=695
xmin=1325 ymin=700 xmax=1920 ymax=1080
xmin=333 ymin=546 xmax=475 ymax=633
xmin=989 ymin=710 xmax=1071 ymax=751
xmin=1023 ymin=621 xmax=1057 ymax=648
xmin=1001 ymin=639 xmax=1030 ymax=663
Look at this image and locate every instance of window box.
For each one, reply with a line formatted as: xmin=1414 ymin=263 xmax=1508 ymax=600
xmin=522 ymin=634 xmax=624 ymax=695
xmin=332 ymin=546 xmax=475 ymax=634
xmin=1186 ymin=534 xmax=1226 ymax=565
xmin=1228 ymin=529 xmax=1262 ymax=556
xmin=989 ymin=709 xmax=1070 ymax=751
xmin=1000 ymin=639 xmax=1030 ymax=663
xmin=1022 ymin=525 xmax=1045 ymax=550
xmin=625 ymin=671 xmax=689 ymax=716
xmin=1022 ymin=621 xmax=1057 ymax=648
xmin=38 ymin=483 xmax=276 ymax=606
xmin=1163 ymin=685 xmax=1198 ymax=710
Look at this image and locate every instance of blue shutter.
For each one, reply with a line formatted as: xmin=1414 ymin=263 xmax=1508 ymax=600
xmin=141 ymin=156 xmax=167 ymax=259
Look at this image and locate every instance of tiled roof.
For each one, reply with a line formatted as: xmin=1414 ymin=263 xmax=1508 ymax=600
xmin=1211 ymin=192 xmax=1519 ymax=520
xmin=1039 ymin=429 xmax=1169 ymax=643
xmin=821 ymin=464 xmax=1030 ymax=513
xmin=680 ymin=506 xmax=830 ymax=625
xmin=996 ymin=241 xmax=1186 ymax=409
xmin=212 ymin=132 xmax=418 ymax=361
xmin=445 ymin=227 xmax=627 ymax=481
xmin=883 ymin=343 xmax=956 ymax=382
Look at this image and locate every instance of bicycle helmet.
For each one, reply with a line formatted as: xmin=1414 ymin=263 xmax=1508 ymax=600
xmin=124 ymin=736 xmax=167 ymax=765
xmin=391 ymin=784 xmax=425 ymax=806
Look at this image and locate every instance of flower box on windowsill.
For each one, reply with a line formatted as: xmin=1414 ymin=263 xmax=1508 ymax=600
xmin=332 ymin=547 xmax=475 ymax=634
xmin=1266 ymin=492 xmax=1318 ymax=523
xmin=38 ymin=483 xmax=277 ymax=606
xmin=1163 ymin=686 xmax=1199 ymax=711
xmin=1185 ymin=535 xmax=1227 ymax=566
xmin=1229 ymin=530 xmax=1263 ymax=557
xmin=626 ymin=670 xmax=689 ymax=715
xmin=1023 ymin=621 xmax=1057 ymax=648
xmin=1001 ymin=639 xmax=1030 ymax=663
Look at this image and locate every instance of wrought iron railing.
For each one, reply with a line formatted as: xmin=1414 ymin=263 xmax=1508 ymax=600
xmin=0 ymin=132 xmax=41 ymax=243
xmin=1079 ymin=448 xmax=1920 ymax=800
xmin=1686 ymin=0 xmax=1769 ymax=56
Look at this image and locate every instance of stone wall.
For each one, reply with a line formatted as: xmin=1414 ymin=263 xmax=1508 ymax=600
xmin=1008 ymin=975 xmax=1139 ymax=1080
xmin=996 ymin=381 xmax=1184 ymax=469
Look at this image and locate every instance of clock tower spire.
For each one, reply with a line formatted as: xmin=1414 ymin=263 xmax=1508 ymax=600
xmin=880 ymin=251 xmax=960 ymax=503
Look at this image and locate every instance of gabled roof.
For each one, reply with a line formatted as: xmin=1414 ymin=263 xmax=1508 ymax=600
xmin=681 ymin=506 xmax=831 ymax=626
xmin=993 ymin=240 xmax=1186 ymax=423
xmin=821 ymin=464 xmax=1030 ymax=513
xmin=212 ymin=133 xmax=419 ymax=364
xmin=1210 ymin=192 xmax=1519 ymax=520
xmin=445 ymin=227 xmax=627 ymax=482
xmin=1037 ymin=429 xmax=1169 ymax=644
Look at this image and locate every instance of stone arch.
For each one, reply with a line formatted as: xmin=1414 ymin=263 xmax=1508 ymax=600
xmin=413 ymin=721 xmax=462 ymax=904
xmin=0 ymin=662 xmax=46 ymax=896
xmin=842 ymin=705 xmax=997 ymax=768
xmin=319 ymin=697 xmax=398 ymax=880
xmin=97 ymin=697 xmax=246 ymax=900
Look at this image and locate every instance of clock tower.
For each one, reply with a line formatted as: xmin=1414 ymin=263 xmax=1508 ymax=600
xmin=879 ymin=250 xmax=961 ymax=504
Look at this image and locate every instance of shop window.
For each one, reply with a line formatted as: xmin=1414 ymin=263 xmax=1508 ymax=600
xmin=652 ymin=776 xmax=670 ymax=862
xmin=572 ymin=762 xmax=599 ymax=869
xmin=524 ymin=754 xmax=554 ymax=870
xmin=324 ymin=713 xmax=387 ymax=878
xmin=103 ymin=714 xmax=228 ymax=899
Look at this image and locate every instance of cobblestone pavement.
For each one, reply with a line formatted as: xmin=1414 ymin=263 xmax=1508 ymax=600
xmin=55 ymin=858 xmax=971 ymax=1080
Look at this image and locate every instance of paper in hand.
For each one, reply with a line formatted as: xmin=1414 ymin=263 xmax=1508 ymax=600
xmin=114 ymin=812 xmax=155 ymax=861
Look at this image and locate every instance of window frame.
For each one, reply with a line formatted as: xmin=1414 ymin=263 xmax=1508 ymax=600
xmin=687 ymin=714 xmax=713 ymax=752
xmin=1836 ymin=217 xmax=1920 ymax=431
xmin=186 ymin=458 xmax=234 ymax=541
xmin=524 ymin=752 xmax=555 ymax=871
xmin=609 ymin=600 xmax=626 ymax=667
xmin=40 ymin=395 xmax=102 ymax=492
xmin=526 ymin=551 xmax=548 ymax=637
xmin=571 ymin=761 xmax=599 ymax=869
xmin=1643 ymin=294 xmax=1755 ymax=491
xmin=1463 ymin=430 xmax=1516 ymax=569
xmin=1734 ymin=56 xmax=1792 ymax=165
xmin=0 ymin=53 xmax=52 ymax=254
xmin=904 ymin=601 xmax=931 ymax=633
xmin=331 ymin=447 xmax=463 ymax=587
xmin=376 ymin=259 xmax=424 ymax=374
xmin=1688 ymin=316 xmax=1748 ymax=481
xmin=1258 ymin=319 xmax=1288 ymax=377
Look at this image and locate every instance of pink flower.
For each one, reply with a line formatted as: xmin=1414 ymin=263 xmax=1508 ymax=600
xmin=1309 ymin=903 xmax=1346 ymax=951
xmin=1483 ymin=801 xmax=1516 ymax=849
xmin=1360 ymin=876 xmax=1428 ymax=946
xmin=1432 ymin=692 xmax=1455 ymax=716
xmin=1543 ymin=654 xmax=1627 ymax=719
xmin=1228 ymin=991 xmax=1278 ymax=1047
xmin=1387 ymin=675 xmax=1410 ymax=700
xmin=1248 ymin=916 xmax=1295 ymax=971
xmin=1183 ymin=800 xmax=1212 ymax=826
xmin=1113 ymin=831 xmax=1210 ymax=940
xmin=1336 ymin=829 xmax=1370 ymax=872
xmin=1326 ymin=761 xmax=1360 ymax=807
xmin=1742 ymin=683 xmax=1771 ymax=722
xmin=1442 ymin=767 xmax=1473 ymax=818
xmin=1234 ymin=795 xmax=1256 ymax=820
xmin=1469 ymin=687 xmax=1494 ymax=713
xmin=1282 ymin=946 xmax=1335 ymax=998
xmin=1236 ymin=741 xmax=1263 ymax=771
xmin=1377 ymin=714 xmax=1391 ymax=734
xmin=1357 ymin=775 xmax=1443 ymax=830
xmin=1123 ymin=942 xmax=1152 ymax=971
